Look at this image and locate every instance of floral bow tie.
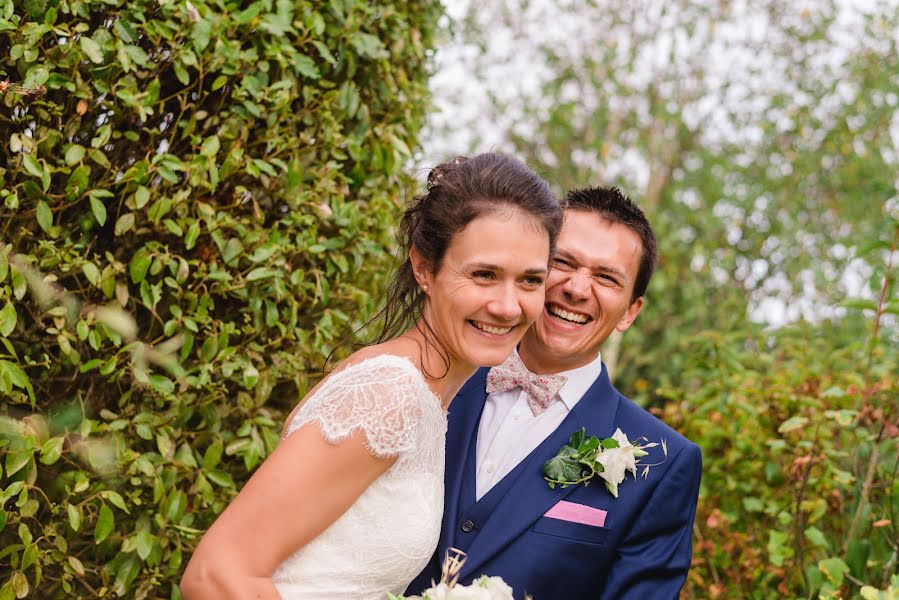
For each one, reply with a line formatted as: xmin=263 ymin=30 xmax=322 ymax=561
xmin=486 ymin=352 xmax=568 ymax=416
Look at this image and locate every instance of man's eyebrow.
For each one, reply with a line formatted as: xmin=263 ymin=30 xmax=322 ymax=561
xmin=554 ymin=250 xmax=627 ymax=280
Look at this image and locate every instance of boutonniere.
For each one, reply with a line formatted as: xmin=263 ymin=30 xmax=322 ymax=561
xmin=543 ymin=427 xmax=666 ymax=497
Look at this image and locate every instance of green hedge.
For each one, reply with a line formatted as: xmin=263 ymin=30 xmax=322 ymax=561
xmin=0 ymin=0 xmax=443 ymax=596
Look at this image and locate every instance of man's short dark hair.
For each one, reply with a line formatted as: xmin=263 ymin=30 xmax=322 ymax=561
xmin=564 ymin=186 xmax=658 ymax=302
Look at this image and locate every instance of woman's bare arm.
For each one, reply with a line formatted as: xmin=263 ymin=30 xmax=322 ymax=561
xmin=180 ymin=425 xmax=396 ymax=599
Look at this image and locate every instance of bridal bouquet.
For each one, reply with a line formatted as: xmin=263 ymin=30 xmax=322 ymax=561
xmin=389 ymin=575 xmax=514 ymax=600
xmin=389 ymin=549 xmax=518 ymax=600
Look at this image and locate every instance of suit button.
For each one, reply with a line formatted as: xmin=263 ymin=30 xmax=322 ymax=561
xmin=461 ymin=519 xmax=475 ymax=533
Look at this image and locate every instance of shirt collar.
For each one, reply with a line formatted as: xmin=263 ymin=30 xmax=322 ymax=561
xmin=556 ymin=352 xmax=604 ymax=409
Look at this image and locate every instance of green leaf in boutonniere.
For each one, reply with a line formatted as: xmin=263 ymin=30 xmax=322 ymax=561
xmin=543 ymin=427 xmax=665 ymax=495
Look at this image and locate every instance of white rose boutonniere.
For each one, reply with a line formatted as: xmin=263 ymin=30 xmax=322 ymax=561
xmin=543 ymin=427 xmax=667 ymax=496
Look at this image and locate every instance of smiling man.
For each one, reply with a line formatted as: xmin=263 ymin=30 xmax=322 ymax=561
xmin=408 ymin=187 xmax=702 ymax=600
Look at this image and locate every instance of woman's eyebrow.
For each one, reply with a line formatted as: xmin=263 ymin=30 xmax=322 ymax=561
xmin=468 ymin=263 xmax=548 ymax=276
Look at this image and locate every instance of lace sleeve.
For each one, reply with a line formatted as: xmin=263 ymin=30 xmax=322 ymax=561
xmin=284 ymin=356 xmax=429 ymax=458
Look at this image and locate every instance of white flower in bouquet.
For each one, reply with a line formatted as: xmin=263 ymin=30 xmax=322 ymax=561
xmin=388 ymin=549 xmax=516 ymax=600
xmin=410 ymin=575 xmax=513 ymax=600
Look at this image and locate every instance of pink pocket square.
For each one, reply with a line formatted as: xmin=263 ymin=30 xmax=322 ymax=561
xmin=544 ymin=500 xmax=607 ymax=527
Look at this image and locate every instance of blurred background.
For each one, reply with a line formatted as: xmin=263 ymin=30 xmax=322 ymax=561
xmin=417 ymin=1 xmax=898 ymax=596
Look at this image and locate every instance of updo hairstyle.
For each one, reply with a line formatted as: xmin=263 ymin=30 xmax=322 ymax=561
xmin=372 ymin=152 xmax=562 ymax=345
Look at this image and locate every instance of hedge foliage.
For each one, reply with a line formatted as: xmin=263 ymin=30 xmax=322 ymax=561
xmin=0 ymin=0 xmax=443 ymax=596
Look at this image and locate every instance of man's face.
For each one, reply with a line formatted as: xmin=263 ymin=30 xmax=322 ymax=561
xmin=519 ymin=209 xmax=645 ymax=373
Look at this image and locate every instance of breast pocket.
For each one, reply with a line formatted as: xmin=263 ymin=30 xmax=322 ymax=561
xmin=530 ymin=516 xmax=611 ymax=545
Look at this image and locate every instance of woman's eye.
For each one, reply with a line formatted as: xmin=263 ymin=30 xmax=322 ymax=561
xmin=523 ymin=276 xmax=545 ymax=286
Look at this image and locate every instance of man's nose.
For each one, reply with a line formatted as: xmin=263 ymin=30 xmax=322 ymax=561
xmin=562 ymin=269 xmax=592 ymax=300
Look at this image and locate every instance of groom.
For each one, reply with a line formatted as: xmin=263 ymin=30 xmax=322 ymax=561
xmin=407 ymin=187 xmax=702 ymax=599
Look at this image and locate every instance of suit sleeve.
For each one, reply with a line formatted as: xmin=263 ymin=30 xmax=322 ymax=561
xmin=599 ymin=442 xmax=702 ymax=600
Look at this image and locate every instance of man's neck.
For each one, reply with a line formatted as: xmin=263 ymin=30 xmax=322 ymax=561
xmin=517 ymin=340 xmax=598 ymax=375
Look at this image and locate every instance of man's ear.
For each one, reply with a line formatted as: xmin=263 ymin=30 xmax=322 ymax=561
xmin=615 ymin=296 xmax=644 ymax=333
xmin=409 ymin=246 xmax=432 ymax=292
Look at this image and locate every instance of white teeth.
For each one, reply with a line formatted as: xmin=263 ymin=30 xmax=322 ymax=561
xmin=548 ymin=306 xmax=589 ymax=324
xmin=471 ymin=321 xmax=512 ymax=335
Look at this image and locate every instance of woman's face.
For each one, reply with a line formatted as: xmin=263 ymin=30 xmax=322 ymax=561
xmin=416 ymin=207 xmax=551 ymax=369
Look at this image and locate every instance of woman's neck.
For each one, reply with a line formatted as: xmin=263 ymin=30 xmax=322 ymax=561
xmin=394 ymin=322 xmax=475 ymax=409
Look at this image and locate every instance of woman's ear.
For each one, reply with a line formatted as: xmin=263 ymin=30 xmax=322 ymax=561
xmin=409 ymin=246 xmax=432 ymax=293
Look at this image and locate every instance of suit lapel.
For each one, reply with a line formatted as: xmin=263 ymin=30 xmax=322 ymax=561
xmin=459 ymin=365 xmax=621 ymax=580
xmin=439 ymin=368 xmax=490 ymax=555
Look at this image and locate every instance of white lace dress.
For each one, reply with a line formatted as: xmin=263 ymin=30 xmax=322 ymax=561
xmin=271 ymin=355 xmax=447 ymax=599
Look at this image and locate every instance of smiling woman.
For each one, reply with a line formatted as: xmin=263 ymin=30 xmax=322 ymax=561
xmin=179 ymin=153 xmax=562 ymax=600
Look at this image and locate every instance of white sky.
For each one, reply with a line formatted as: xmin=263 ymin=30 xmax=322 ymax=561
xmin=417 ymin=0 xmax=897 ymax=327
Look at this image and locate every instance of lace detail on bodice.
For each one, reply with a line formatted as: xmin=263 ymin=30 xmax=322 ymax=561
xmin=273 ymin=354 xmax=447 ymax=599
xmin=286 ymin=354 xmax=437 ymax=461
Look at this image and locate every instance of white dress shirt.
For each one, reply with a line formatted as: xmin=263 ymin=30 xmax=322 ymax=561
xmin=475 ymin=350 xmax=604 ymax=500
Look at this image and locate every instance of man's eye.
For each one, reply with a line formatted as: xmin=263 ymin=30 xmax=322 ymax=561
xmin=472 ymin=271 xmax=495 ymax=280
xmin=552 ymin=258 xmax=573 ymax=269
xmin=596 ymin=274 xmax=618 ymax=285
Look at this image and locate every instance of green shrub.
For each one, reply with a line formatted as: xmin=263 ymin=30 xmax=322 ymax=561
xmin=0 ymin=0 xmax=443 ymax=596
xmin=663 ymin=318 xmax=897 ymax=599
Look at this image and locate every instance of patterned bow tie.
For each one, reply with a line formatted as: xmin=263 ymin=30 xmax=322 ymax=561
xmin=486 ymin=352 xmax=568 ymax=416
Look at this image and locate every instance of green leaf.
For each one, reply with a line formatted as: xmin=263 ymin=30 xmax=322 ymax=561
xmin=0 ymin=359 xmax=35 ymax=404
xmin=291 ymin=53 xmax=320 ymax=79
xmin=39 ymin=436 xmax=65 ymax=465
xmin=840 ymin=297 xmax=878 ymax=311
xmin=818 ymin=557 xmax=850 ymax=585
xmin=134 ymin=186 xmax=150 ymax=208
xmin=80 ymin=36 xmax=103 ymax=63
xmin=135 ymin=527 xmax=154 ymax=560
xmin=601 ymin=438 xmax=620 ymax=449
xmin=22 ymin=154 xmax=42 ymax=178
xmin=742 ymin=497 xmax=764 ymax=512
xmin=185 ymin=221 xmax=200 ymax=249
xmin=65 ymin=144 xmax=86 ymax=165
xmin=568 ymin=427 xmax=586 ymax=448
xmin=82 ymin=262 xmax=101 ymax=285
xmin=124 ymin=44 xmax=148 ymax=66
xmin=114 ymin=212 xmax=135 ymax=236
xmin=89 ymin=195 xmax=107 ymax=226
xmin=222 ymin=238 xmax=243 ymax=265
xmin=543 ymin=445 xmax=583 ymax=484
xmin=778 ymin=416 xmax=808 ymax=434
xmin=149 ymin=374 xmax=174 ymax=395
xmin=0 ymin=302 xmax=16 ymax=337
xmin=202 ymin=439 xmax=223 ymax=470
xmin=67 ymin=502 xmax=81 ymax=531
xmin=802 ymin=525 xmax=831 ymax=551
xmin=205 ymin=469 xmax=234 ymax=488
xmin=100 ymin=490 xmax=129 ymax=513
xmin=129 ymin=250 xmax=151 ymax=284
xmin=113 ymin=553 xmax=140 ymax=595
xmin=36 ymin=200 xmax=52 ymax=232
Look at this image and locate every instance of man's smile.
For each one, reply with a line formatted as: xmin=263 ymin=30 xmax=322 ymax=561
xmin=546 ymin=303 xmax=592 ymax=325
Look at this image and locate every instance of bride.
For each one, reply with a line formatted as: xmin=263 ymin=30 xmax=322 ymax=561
xmin=180 ymin=153 xmax=562 ymax=599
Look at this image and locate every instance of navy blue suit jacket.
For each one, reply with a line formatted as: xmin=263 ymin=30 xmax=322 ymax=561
xmin=407 ymin=365 xmax=701 ymax=600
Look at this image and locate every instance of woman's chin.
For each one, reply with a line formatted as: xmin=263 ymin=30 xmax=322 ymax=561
xmin=463 ymin=345 xmax=519 ymax=368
